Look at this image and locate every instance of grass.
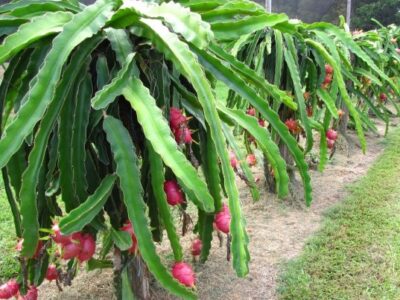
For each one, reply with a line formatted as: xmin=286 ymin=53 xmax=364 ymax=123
xmin=278 ymin=129 xmax=400 ymax=300
xmin=0 ymin=182 xmax=19 ymax=281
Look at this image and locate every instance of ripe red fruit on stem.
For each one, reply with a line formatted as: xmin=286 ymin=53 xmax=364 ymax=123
xmin=258 ymin=118 xmax=265 ymax=127
xmin=169 ymin=107 xmax=192 ymax=145
xmin=61 ymin=232 xmax=83 ymax=260
xmin=17 ymin=286 xmax=37 ymax=300
xmin=16 ymin=239 xmax=43 ymax=259
xmin=77 ymin=234 xmax=96 ymax=262
xmin=191 ymin=239 xmax=202 ymax=256
xmin=214 ymin=204 xmax=231 ymax=234
xmin=325 ymin=64 xmax=334 ymax=74
xmin=71 ymin=232 xmax=84 ymax=243
xmin=0 ymin=280 xmax=19 ymax=299
xmin=45 ymin=264 xmax=58 ymax=281
xmin=173 ymin=127 xmax=192 ymax=144
xmin=51 ymin=223 xmax=71 ymax=245
xmin=121 ymin=221 xmax=138 ymax=254
xmin=172 ymin=262 xmax=196 ymax=287
xmin=246 ymin=154 xmax=257 ymax=167
xmin=326 ymin=129 xmax=338 ymax=141
xmin=62 ymin=241 xmax=81 ymax=260
xmin=327 ymin=139 xmax=335 ymax=149
xmin=285 ymin=118 xmax=299 ymax=134
xmin=246 ymin=107 xmax=256 ymax=116
xmin=379 ymin=93 xmax=387 ymax=102
xmin=323 ymin=74 xmax=333 ymax=85
xmin=121 ymin=221 xmax=134 ymax=235
xmin=164 ymin=180 xmax=184 ymax=206
xmin=229 ymin=151 xmax=238 ymax=169
xmin=169 ymin=107 xmax=187 ymax=129
xmin=285 ymin=118 xmax=296 ymax=131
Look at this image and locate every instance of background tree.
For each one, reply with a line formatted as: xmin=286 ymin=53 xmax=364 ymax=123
xmin=352 ymin=0 xmax=400 ymax=30
xmin=271 ymin=0 xmax=399 ymax=28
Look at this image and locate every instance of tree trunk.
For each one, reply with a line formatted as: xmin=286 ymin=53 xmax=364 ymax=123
xmin=113 ymin=248 xmax=123 ymax=300
xmin=264 ymin=106 xmax=304 ymax=204
xmin=128 ymin=256 xmax=151 ymax=300
xmin=264 ymin=139 xmax=304 ymax=204
xmin=113 ymin=249 xmax=151 ymax=300
xmin=346 ymin=0 xmax=352 ymax=28
xmin=263 ymin=156 xmax=276 ymax=194
xmin=338 ymin=103 xmax=349 ymax=135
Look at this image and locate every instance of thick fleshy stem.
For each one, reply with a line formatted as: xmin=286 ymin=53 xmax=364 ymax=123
xmin=64 ymin=259 xmax=78 ymax=286
xmin=55 ymin=279 xmax=63 ymax=292
xmin=18 ymin=257 xmax=28 ymax=291
xmin=188 ymin=144 xmax=199 ymax=169
xmin=226 ymin=233 xmax=231 ymax=262
xmin=181 ymin=210 xmax=192 ymax=237
xmin=113 ymin=247 xmax=122 ymax=300
xmin=235 ymin=169 xmax=255 ymax=189
xmin=217 ymin=231 xmax=224 ymax=247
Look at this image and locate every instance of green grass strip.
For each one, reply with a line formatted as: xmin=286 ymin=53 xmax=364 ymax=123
xmin=278 ymin=128 xmax=400 ymax=300
xmin=0 ymin=179 xmax=19 ymax=280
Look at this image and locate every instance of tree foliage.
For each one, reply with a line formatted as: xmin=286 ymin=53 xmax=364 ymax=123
xmin=272 ymin=0 xmax=400 ymax=28
xmin=352 ymin=0 xmax=400 ymax=30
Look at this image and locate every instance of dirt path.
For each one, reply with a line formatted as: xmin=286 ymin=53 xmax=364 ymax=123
xmin=40 ymin=120 xmax=395 ymax=300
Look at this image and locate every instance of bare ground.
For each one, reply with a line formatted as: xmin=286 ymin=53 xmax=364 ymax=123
xmin=39 ymin=119 xmax=396 ymax=300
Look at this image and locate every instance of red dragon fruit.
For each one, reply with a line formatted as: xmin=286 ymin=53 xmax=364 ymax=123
xmin=246 ymin=107 xmax=256 ymax=116
xmin=51 ymin=223 xmax=71 ymax=245
xmin=17 ymin=286 xmax=37 ymax=300
xmin=326 ymin=129 xmax=338 ymax=141
xmin=246 ymin=154 xmax=257 ymax=167
xmin=327 ymin=138 xmax=335 ymax=149
xmin=285 ymin=118 xmax=299 ymax=134
xmin=191 ymin=239 xmax=202 ymax=256
xmin=77 ymin=234 xmax=96 ymax=262
xmin=16 ymin=239 xmax=43 ymax=259
xmin=169 ymin=107 xmax=192 ymax=144
xmin=323 ymin=73 xmax=333 ymax=85
xmin=61 ymin=241 xmax=81 ymax=260
xmin=229 ymin=151 xmax=238 ymax=169
xmin=169 ymin=107 xmax=187 ymax=129
xmin=380 ymin=93 xmax=387 ymax=102
xmin=0 ymin=280 xmax=19 ymax=299
xmin=325 ymin=64 xmax=334 ymax=74
xmin=121 ymin=221 xmax=138 ymax=254
xmin=214 ymin=204 xmax=231 ymax=234
xmin=45 ymin=264 xmax=58 ymax=281
xmin=173 ymin=126 xmax=192 ymax=144
xmin=172 ymin=262 xmax=196 ymax=287
xmin=164 ymin=180 xmax=184 ymax=206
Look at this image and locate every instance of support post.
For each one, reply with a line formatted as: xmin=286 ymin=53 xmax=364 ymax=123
xmin=265 ymin=0 xmax=272 ymax=13
xmin=346 ymin=0 xmax=352 ymax=28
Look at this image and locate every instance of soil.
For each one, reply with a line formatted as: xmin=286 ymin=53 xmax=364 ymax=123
xmin=39 ymin=119 xmax=397 ymax=300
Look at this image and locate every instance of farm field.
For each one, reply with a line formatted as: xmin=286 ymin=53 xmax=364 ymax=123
xmin=278 ymin=126 xmax=400 ymax=300
xmin=27 ymin=120 xmax=396 ymax=299
xmin=0 ymin=179 xmax=19 ymax=282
